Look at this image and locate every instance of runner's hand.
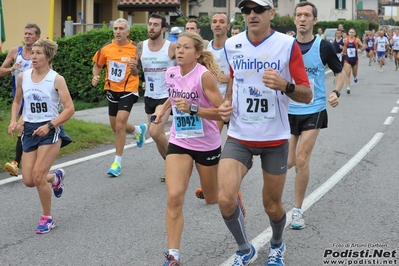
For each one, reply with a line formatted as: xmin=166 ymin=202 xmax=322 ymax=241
xmin=92 ymin=75 xmax=100 ymax=86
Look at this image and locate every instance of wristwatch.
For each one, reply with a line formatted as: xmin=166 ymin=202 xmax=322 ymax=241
xmin=189 ymin=104 xmax=199 ymax=115
xmin=47 ymin=121 xmax=55 ymax=130
xmin=285 ymin=82 xmax=295 ymax=94
xmin=332 ymin=89 xmax=340 ymax=98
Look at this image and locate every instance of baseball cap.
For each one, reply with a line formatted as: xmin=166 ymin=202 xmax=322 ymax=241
xmin=170 ymin=27 xmax=182 ymax=34
xmin=238 ymin=0 xmax=274 ymax=9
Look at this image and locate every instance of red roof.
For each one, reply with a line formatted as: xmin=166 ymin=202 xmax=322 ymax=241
xmin=118 ymin=0 xmax=181 ymax=12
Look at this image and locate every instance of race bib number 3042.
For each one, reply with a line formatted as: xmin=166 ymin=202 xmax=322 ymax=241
xmin=173 ymin=110 xmax=205 ymax=138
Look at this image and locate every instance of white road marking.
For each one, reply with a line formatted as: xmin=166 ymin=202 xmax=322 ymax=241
xmin=0 ymin=133 xmax=169 ymax=186
xmin=383 ymin=116 xmax=394 ymax=125
xmin=391 ymin=107 xmax=399 ymax=114
xmin=219 ymin=132 xmax=384 ymax=266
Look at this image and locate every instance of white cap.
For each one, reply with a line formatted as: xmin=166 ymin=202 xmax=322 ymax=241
xmin=170 ymin=27 xmax=182 ymax=34
xmin=238 ymin=0 xmax=274 ymax=9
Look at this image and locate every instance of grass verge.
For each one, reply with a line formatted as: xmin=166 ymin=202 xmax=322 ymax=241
xmin=0 ymin=100 xmax=114 ymax=174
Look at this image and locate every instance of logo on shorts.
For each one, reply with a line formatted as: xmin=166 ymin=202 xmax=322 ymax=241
xmin=206 ymin=154 xmax=221 ymax=161
xmin=235 ymin=44 xmax=242 ymax=49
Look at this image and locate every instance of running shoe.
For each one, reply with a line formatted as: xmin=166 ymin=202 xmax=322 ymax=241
xmin=4 ymin=161 xmax=19 ymax=176
xmin=36 ymin=215 xmax=55 ymax=234
xmin=346 ymin=87 xmax=351 ymax=94
xmin=160 ymin=176 xmax=166 ymax=182
xmin=135 ymin=123 xmax=148 ymax=148
xmin=266 ymin=242 xmax=286 ymax=266
xmin=52 ymin=169 xmax=65 ymax=198
xmin=163 ymin=252 xmax=180 ymax=266
xmin=237 ymin=190 xmax=247 ymax=219
xmin=354 ymin=77 xmax=358 ymax=83
xmin=290 ymin=209 xmax=305 ymax=229
xmin=107 ymin=162 xmax=121 ymax=177
xmin=195 ymin=187 xmax=205 ymax=199
xmin=369 ymin=62 xmax=371 ymax=66
xmin=232 ymin=244 xmax=257 ymax=266
xmin=380 ymin=69 xmax=383 ymax=72
xmin=396 ymin=65 xmax=398 ymax=71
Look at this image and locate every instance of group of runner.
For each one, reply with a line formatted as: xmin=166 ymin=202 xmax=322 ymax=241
xmin=331 ymin=25 xmax=399 ymax=95
xmin=363 ymin=27 xmax=399 ymax=72
xmin=6 ymin=0 xmax=386 ymax=265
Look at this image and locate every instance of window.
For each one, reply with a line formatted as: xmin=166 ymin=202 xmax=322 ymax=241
xmin=273 ymin=0 xmax=278 ymax=8
xmin=235 ymin=0 xmax=240 ymax=7
xmin=335 ymin=0 xmax=346 ymax=9
xmin=235 ymin=12 xmax=242 ymax=20
xmin=214 ymin=0 xmax=226 ymax=7
xmin=199 ymin=12 xmax=208 ymax=17
xmin=357 ymin=1 xmax=363 ymax=10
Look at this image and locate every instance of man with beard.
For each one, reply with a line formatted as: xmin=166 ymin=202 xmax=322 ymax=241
xmin=131 ymin=13 xmax=176 ymax=182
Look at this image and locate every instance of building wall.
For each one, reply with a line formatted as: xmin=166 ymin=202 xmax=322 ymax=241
xmin=191 ymin=0 xmax=241 ymax=21
xmin=191 ymin=0 xmax=355 ymax=22
xmin=2 ymin=0 xmax=52 ymax=51
xmin=383 ymin=6 xmax=399 ymax=21
xmin=360 ymin=0 xmax=378 ymax=11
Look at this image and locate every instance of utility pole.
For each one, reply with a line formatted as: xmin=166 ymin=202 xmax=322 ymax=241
xmin=391 ymin=0 xmax=393 ymax=22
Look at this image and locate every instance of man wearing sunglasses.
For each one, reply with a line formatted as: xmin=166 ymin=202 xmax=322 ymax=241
xmin=217 ymin=0 xmax=312 ymax=265
xmin=287 ymin=1 xmax=344 ymax=230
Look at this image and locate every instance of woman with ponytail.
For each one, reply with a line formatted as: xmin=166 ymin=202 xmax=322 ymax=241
xmin=152 ymin=31 xmax=224 ymax=266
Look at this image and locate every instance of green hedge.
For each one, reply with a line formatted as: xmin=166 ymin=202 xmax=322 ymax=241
xmin=314 ymin=20 xmax=380 ymax=37
xmin=0 ymin=25 xmax=148 ymax=105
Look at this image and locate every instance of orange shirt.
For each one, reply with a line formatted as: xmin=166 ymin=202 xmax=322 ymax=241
xmin=93 ymin=40 xmax=139 ymax=93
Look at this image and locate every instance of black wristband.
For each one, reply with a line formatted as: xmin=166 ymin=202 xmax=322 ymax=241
xmin=47 ymin=121 xmax=55 ymax=130
xmin=332 ymin=90 xmax=340 ymax=98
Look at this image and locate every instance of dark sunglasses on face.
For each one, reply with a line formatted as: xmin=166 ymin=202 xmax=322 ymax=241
xmin=241 ymin=5 xmax=271 ymax=15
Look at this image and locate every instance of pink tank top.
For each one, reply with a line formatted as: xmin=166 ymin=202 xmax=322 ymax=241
xmin=166 ymin=63 xmax=221 ymax=151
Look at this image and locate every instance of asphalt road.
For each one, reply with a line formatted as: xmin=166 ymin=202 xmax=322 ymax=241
xmin=1 ymin=55 xmax=398 ymax=266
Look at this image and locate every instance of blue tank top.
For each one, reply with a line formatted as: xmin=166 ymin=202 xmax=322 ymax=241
xmin=289 ymin=37 xmax=326 ymax=115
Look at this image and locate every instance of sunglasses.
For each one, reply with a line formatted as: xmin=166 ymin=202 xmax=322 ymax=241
xmin=240 ymin=6 xmax=271 ymax=15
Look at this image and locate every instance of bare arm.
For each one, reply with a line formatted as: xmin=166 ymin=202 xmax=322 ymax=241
xmin=91 ymin=63 xmax=103 ymax=86
xmin=357 ymin=38 xmax=364 ymax=50
xmin=224 ymin=78 xmax=233 ymax=102
xmin=174 ymin=72 xmax=224 ymax=121
xmin=52 ymin=75 xmax=75 ymax=127
xmin=10 ymin=73 xmax=24 ymax=122
xmin=130 ymin=41 xmax=142 ymax=76
xmin=169 ymin=42 xmax=177 ymax=60
xmin=262 ymin=68 xmax=312 ymax=104
xmin=328 ymin=71 xmax=344 ymax=108
xmin=8 ymin=73 xmax=24 ymax=136
xmin=0 ymin=47 xmax=18 ymax=77
xmin=152 ymin=98 xmax=171 ymax=124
